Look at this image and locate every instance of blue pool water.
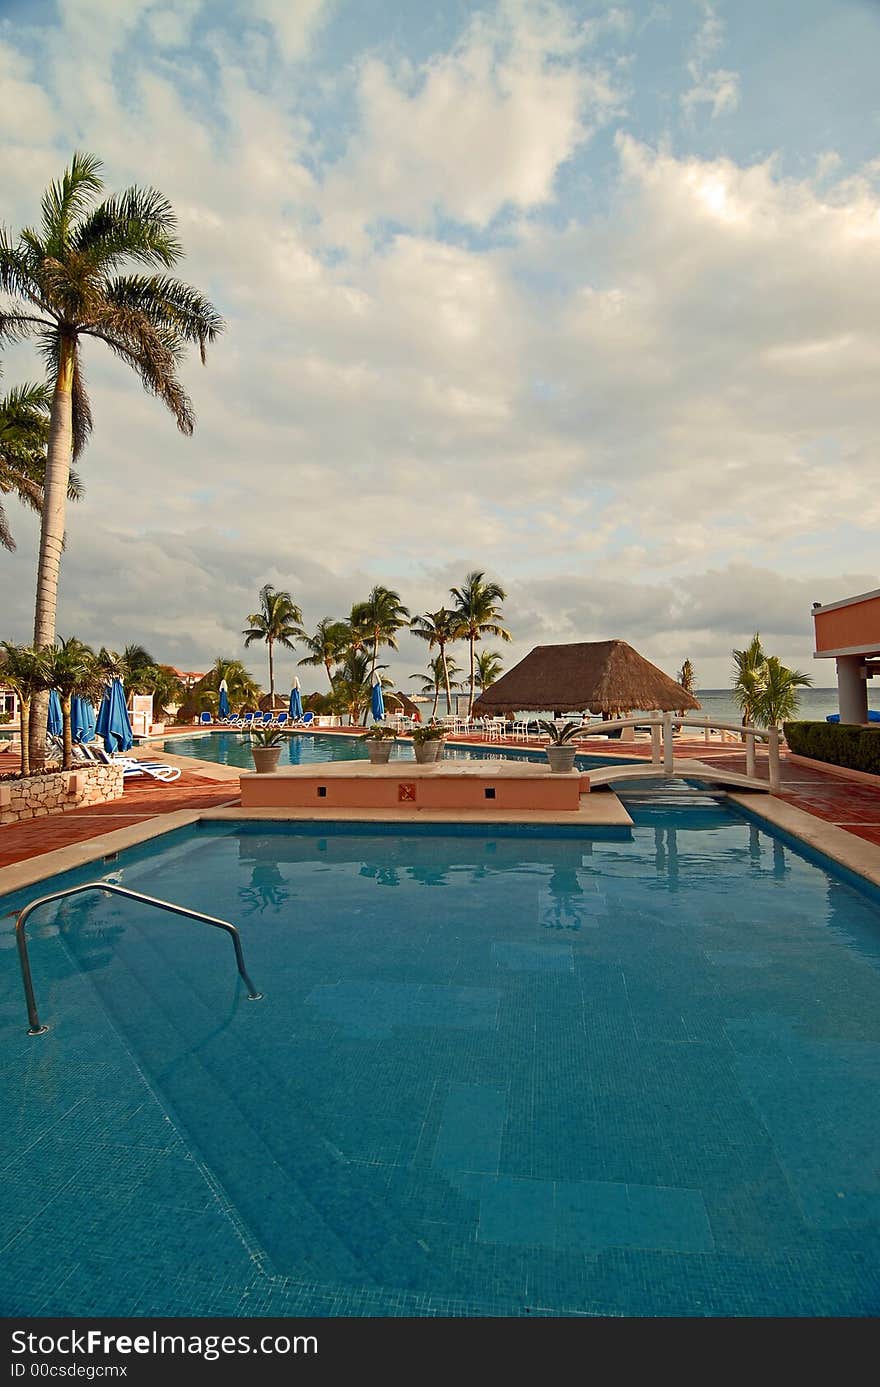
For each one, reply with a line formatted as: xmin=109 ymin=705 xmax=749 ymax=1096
xmin=161 ymin=730 xmax=632 ymax=772
xmin=1 ymin=802 xmax=879 ymax=1316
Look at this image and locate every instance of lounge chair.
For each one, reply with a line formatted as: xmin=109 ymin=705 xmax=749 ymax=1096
xmin=274 ymin=712 xmax=289 ymax=729
xmin=225 ymin=713 xmax=241 ymax=727
xmin=199 ymin=711 xmax=213 ymax=725
xmin=85 ymin=744 xmax=182 ymax=782
xmin=240 ymin=713 xmax=255 ymax=730
xmin=300 ymin=710 xmax=314 ymax=727
xmin=258 ymin=712 xmax=272 ymax=726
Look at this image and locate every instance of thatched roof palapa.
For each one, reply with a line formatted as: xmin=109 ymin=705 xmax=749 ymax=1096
xmin=385 ymin=690 xmax=420 ymax=718
xmin=259 ymin=693 xmax=289 ymax=712
xmin=472 ymin=641 xmax=700 ymax=716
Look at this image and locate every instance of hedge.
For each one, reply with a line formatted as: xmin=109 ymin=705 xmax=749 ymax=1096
xmin=783 ymin=721 xmax=880 ymax=776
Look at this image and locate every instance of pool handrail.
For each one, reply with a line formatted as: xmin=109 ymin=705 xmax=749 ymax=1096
xmin=15 ymin=881 xmax=263 ymax=1036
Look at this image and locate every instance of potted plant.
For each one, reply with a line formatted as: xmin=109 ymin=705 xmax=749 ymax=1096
xmin=538 ymin=720 xmax=581 ymax=773
xmin=363 ymin=724 xmax=397 ymax=764
xmin=249 ymin=725 xmax=287 ymax=773
xmin=411 ymin=720 xmax=447 ymax=764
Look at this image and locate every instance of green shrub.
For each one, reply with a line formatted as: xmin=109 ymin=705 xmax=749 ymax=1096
xmin=783 ymin=721 xmax=880 ymax=775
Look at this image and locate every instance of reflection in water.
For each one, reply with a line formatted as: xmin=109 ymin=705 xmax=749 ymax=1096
xmin=359 ymin=864 xmax=401 ymax=888
xmin=653 ymin=826 xmax=679 ymax=888
xmin=542 ymin=866 xmax=584 ymax=931
xmin=239 ymin=862 xmax=292 ymax=914
xmin=773 ymin=839 xmax=786 ymax=880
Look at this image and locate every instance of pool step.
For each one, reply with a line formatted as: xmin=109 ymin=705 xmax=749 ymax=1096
xmin=57 ymin=908 xmax=446 ymax=1292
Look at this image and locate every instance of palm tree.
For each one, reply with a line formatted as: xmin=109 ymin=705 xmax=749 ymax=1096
xmin=0 ymin=642 xmax=47 ymax=775
xmin=0 ymin=375 xmax=83 ymax=551
xmin=475 ymin=649 xmax=504 ymax=691
xmin=298 ymin=618 xmax=352 ymax=689
xmin=754 ymin=656 xmax=813 ymax=730
xmin=330 ymin=647 xmax=374 ymax=726
xmin=243 ymin=585 xmax=304 ymax=702
xmin=43 ymin=636 xmax=104 ymax=768
xmin=351 ymin=584 xmax=410 ymax=686
xmin=410 ymin=607 xmax=461 ymax=716
xmin=194 ymin=657 xmax=261 ymax=714
xmin=0 ymin=151 xmax=223 ymax=765
xmin=118 ymin=644 xmax=157 ymax=689
xmin=449 ymin=570 xmax=511 ymax=715
xmin=411 ymin=654 xmax=462 ymax=719
xmin=731 ymin=634 xmax=767 ymax=727
xmin=145 ymin=664 xmax=185 ymax=719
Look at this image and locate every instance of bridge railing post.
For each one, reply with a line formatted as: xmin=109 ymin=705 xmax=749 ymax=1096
xmin=768 ymin=727 xmax=780 ymax=792
xmin=651 ymin=721 xmax=662 ymax=765
xmin=662 ymin=711 xmax=674 ymax=775
xmin=746 ymin=729 xmax=756 ymax=779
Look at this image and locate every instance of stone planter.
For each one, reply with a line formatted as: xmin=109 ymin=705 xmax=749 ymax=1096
xmin=414 ymin=740 xmax=444 ymax=764
xmin=252 ymin=746 xmax=282 ymax=774
xmin=365 ymin=740 xmax=393 ymax=764
xmin=545 ymin=745 xmax=578 ymax=774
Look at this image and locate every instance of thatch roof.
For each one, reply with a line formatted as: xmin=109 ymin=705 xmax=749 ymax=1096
xmin=472 ymin=641 xmax=701 ymax=716
xmin=259 ymin=693 xmax=288 ymax=712
xmin=385 ymin=690 xmax=420 ymax=718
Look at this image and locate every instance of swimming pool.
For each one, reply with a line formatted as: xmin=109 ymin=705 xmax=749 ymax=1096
xmin=161 ymin=730 xmax=634 ymax=772
xmin=1 ymin=801 xmax=879 ymax=1316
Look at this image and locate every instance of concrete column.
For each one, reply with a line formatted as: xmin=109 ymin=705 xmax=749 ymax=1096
xmin=837 ymin=656 xmax=868 ymax=725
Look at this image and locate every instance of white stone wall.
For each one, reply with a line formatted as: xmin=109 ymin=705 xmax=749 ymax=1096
xmin=0 ymin=765 xmax=125 ymax=824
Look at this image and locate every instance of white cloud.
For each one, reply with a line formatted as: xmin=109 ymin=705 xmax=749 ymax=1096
xmin=680 ymin=0 xmax=740 ymax=119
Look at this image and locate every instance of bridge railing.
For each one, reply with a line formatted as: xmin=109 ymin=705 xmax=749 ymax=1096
xmin=576 ymin=714 xmax=780 ymax=791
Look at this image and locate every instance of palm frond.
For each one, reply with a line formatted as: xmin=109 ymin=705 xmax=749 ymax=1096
xmin=40 ymin=151 xmax=104 ymax=254
xmin=102 ymin=274 xmax=224 ymax=361
xmin=71 ymin=350 xmax=93 ymax=459
xmin=74 ymin=186 xmax=182 ymax=270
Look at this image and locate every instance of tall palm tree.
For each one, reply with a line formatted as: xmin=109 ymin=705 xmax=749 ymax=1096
xmin=351 ymin=584 xmax=410 ymax=680
xmin=410 ymin=607 xmax=461 ymax=716
xmin=731 ymin=634 xmax=767 ymax=727
xmin=0 ymin=151 xmax=223 ymax=765
xmin=298 ymin=618 xmax=352 ymax=689
xmin=0 ymin=375 xmax=83 ymax=551
xmin=0 ymin=642 xmax=47 ymax=775
xmin=449 ymin=570 xmax=511 ymax=715
xmin=350 ymin=586 xmax=410 ymax=724
xmin=243 ymin=584 xmax=304 ymax=701
xmin=43 ymin=636 xmax=104 ymax=768
xmin=754 ymin=656 xmax=813 ymax=730
xmin=119 ymin=643 xmax=157 ymax=690
xmin=411 ymin=654 xmax=462 ymax=719
xmin=475 ymin=649 xmax=504 ymax=691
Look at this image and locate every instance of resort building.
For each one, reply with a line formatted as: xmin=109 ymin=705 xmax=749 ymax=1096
xmin=812 ymin=588 xmax=880 ymax=723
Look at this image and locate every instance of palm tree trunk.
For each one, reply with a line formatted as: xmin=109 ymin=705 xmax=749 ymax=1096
xmin=431 ymin=684 xmax=439 ymax=719
xmin=61 ymin=695 xmax=73 ymax=771
xmin=468 ymin=633 xmax=476 ymax=716
xmin=19 ymin=697 xmax=31 ymax=777
xmin=325 ymin=659 xmax=334 ymax=688
xmin=268 ymin=639 xmax=275 ymax=700
xmin=440 ymin=641 xmax=453 ymax=715
xmin=30 ymin=338 xmax=75 ymax=769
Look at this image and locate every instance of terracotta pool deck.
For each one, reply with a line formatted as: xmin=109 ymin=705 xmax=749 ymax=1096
xmin=2 ymin=730 xmax=880 ymax=894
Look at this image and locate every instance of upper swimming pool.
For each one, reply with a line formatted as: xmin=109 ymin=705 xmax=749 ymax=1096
xmin=1 ymin=802 xmax=879 ymax=1317
xmin=161 ymin=730 xmax=632 ymax=771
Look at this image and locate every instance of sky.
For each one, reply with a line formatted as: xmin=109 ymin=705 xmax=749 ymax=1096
xmin=1 ymin=0 xmax=879 ymax=694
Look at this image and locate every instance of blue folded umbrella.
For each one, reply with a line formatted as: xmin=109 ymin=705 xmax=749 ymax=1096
xmin=218 ymin=680 xmax=230 ymax=719
xmin=95 ymin=678 xmax=133 ymax=754
xmin=289 ymin=679 xmax=304 ymax=720
xmin=70 ymin=696 xmax=96 ymax=744
xmin=370 ymin=673 xmax=385 ymax=722
xmin=47 ymin=689 xmax=63 ymax=737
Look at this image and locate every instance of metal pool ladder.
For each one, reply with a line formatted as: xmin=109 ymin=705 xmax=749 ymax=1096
xmin=14 ymin=882 xmax=263 ymax=1036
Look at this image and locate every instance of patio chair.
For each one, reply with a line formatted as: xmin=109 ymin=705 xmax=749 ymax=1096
xmin=199 ymin=711 xmax=213 ymax=725
xmin=300 ymin=711 xmax=315 ymax=727
xmin=240 ymin=713 xmax=255 ymax=730
xmin=274 ymin=712 xmax=289 ymax=729
xmin=87 ymin=745 xmax=182 ymax=782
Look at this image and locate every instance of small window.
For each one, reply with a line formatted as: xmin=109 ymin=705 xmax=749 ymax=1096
xmin=484 ymin=787 xmax=496 ymax=799
xmin=317 ymin=786 xmax=327 ymax=798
